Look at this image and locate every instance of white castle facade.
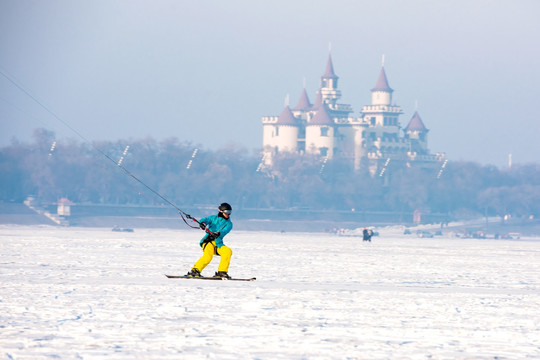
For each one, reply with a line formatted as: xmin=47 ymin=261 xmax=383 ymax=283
xmin=262 ymin=55 xmax=445 ymax=172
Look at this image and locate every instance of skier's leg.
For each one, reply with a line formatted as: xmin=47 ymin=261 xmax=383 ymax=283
xmin=216 ymin=245 xmax=233 ymax=272
xmin=193 ymin=242 xmax=215 ymax=272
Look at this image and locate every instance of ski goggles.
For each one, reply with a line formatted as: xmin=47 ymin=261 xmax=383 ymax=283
xmin=221 ymin=209 xmax=232 ymax=215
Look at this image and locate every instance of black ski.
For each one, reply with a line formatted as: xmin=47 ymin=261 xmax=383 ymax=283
xmin=165 ymin=274 xmax=256 ymax=281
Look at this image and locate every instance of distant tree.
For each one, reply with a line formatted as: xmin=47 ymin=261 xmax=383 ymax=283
xmin=2 ymin=128 xmax=540 ymax=223
xmin=383 ymin=164 xmax=430 ymax=213
xmin=0 ymin=139 xmax=27 ymax=201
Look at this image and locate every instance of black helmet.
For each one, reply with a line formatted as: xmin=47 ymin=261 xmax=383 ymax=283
xmin=219 ymin=202 xmax=232 ymax=215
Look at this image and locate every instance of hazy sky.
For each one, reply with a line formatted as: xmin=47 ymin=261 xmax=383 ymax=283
xmin=1 ymin=0 xmax=539 ymax=167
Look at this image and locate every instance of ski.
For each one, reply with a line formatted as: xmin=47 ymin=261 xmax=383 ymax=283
xmin=165 ymin=274 xmax=256 ymax=281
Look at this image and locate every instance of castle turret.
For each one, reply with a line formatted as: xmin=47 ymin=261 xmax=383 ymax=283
xmin=263 ymin=105 xmax=299 ymax=154
xmin=291 ymin=88 xmax=311 ymax=153
xmin=371 ymin=66 xmax=393 ymax=106
xmin=316 ymin=55 xmax=352 ymax=118
xmin=319 ymin=54 xmax=343 ymax=109
xmin=361 ymin=62 xmax=405 ymax=160
xmin=293 ymin=88 xmax=312 ymax=111
xmin=404 ymin=111 xmax=429 ymax=154
xmin=321 ymin=54 xmax=338 ymax=89
xmin=311 ymin=91 xmax=323 ymax=110
xmin=306 ymin=106 xmax=335 ymax=158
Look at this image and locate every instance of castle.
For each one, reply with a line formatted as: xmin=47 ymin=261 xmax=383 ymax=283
xmin=262 ymin=55 xmax=445 ymax=173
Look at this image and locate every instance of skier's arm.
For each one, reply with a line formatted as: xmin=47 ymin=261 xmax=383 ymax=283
xmin=214 ymin=222 xmax=233 ymax=248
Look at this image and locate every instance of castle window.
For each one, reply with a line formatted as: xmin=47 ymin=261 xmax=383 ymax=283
xmin=320 ymin=127 xmax=329 ymax=137
xmin=320 ymin=147 xmax=328 ymax=156
xmin=371 ymin=117 xmax=376 ymax=126
xmin=275 ymin=127 xmax=279 ymax=136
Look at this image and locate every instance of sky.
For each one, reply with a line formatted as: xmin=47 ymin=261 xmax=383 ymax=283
xmin=1 ymin=0 xmax=539 ymax=167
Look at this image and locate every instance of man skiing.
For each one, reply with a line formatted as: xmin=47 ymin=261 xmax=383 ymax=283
xmin=187 ymin=203 xmax=233 ymax=279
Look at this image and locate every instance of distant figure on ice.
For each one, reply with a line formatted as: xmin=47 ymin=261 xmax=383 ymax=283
xmin=363 ymin=228 xmax=373 ymax=242
xmin=186 ymin=203 xmax=233 ymax=279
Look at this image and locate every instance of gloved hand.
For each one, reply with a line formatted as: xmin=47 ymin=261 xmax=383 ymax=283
xmin=213 ymin=231 xmax=220 ymax=238
xmin=199 ymin=222 xmax=206 ymax=230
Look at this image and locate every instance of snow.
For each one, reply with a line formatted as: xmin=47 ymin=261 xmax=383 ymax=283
xmin=1 ymin=225 xmax=539 ymax=359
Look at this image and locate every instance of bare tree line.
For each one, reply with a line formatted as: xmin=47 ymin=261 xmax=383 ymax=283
xmin=1 ymin=128 xmax=539 ymax=221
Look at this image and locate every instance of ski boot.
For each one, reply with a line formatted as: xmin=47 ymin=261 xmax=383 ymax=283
xmin=186 ymin=268 xmax=201 ymax=277
xmin=214 ymin=271 xmax=231 ymax=279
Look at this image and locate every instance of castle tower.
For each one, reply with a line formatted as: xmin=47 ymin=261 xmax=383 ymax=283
xmin=320 ymin=54 xmax=340 ymax=107
xmin=404 ymin=111 xmax=429 ymax=155
xmin=371 ymin=66 xmax=393 ymax=106
xmin=263 ymin=105 xmax=299 ymax=154
xmin=293 ymin=88 xmax=312 ymax=112
xmin=292 ymin=88 xmax=311 ymax=153
xmin=317 ymin=54 xmax=352 ymax=118
xmin=366 ymin=66 xmax=398 ymax=120
xmin=311 ymin=90 xmax=323 ymax=110
xmin=361 ymin=63 xmax=405 ymax=159
xmin=306 ymin=105 xmax=335 ymax=158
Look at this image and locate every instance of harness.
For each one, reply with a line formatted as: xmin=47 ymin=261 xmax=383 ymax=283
xmin=202 ymin=239 xmax=220 ymax=256
xmin=201 ymin=219 xmax=230 ymax=255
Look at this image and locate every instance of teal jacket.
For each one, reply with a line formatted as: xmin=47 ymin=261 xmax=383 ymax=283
xmin=199 ymin=213 xmax=233 ymax=248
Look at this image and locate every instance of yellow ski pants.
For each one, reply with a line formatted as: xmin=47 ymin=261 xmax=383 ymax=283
xmin=193 ymin=241 xmax=232 ymax=273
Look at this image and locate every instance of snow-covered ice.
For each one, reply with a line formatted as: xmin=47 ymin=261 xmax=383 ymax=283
xmin=1 ymin=225 xmax=539 ymax=359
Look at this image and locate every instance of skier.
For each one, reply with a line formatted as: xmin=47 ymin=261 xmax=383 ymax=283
xmin=363 ymin=228 xmax=373 ymax=242
xmin=187 ymin=203 xmax=234 ymax=279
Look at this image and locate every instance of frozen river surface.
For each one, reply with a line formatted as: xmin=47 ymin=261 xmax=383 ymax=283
xmin=1 ymin=225 xmax=539 ymax=359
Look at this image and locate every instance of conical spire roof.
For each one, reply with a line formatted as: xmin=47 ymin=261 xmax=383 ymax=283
xmin=309 ymin=105 xmax=334 ymax=126
xmin=294 ymin=88 xmax=312 ymax=111
xmin=371 ymin=67 xmax=393 ymax=92
xmin=311 ymin=91 xmax=323 ymax=110
xmin=322 ymin=54 xmax=338 ymax=79
xmin=405 ymin=111 xmax=428 ymax=132
xmin=276 ymin=106 xmax=298 ymax=126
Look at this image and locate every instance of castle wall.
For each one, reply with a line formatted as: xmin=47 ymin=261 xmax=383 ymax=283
xmin=306 ymin=125 xmax=334 ymax=157
xmin=263 ymin=124 xmax=299 ymax=152
xmin=276 ymin=126 xmax=299 ymax=152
